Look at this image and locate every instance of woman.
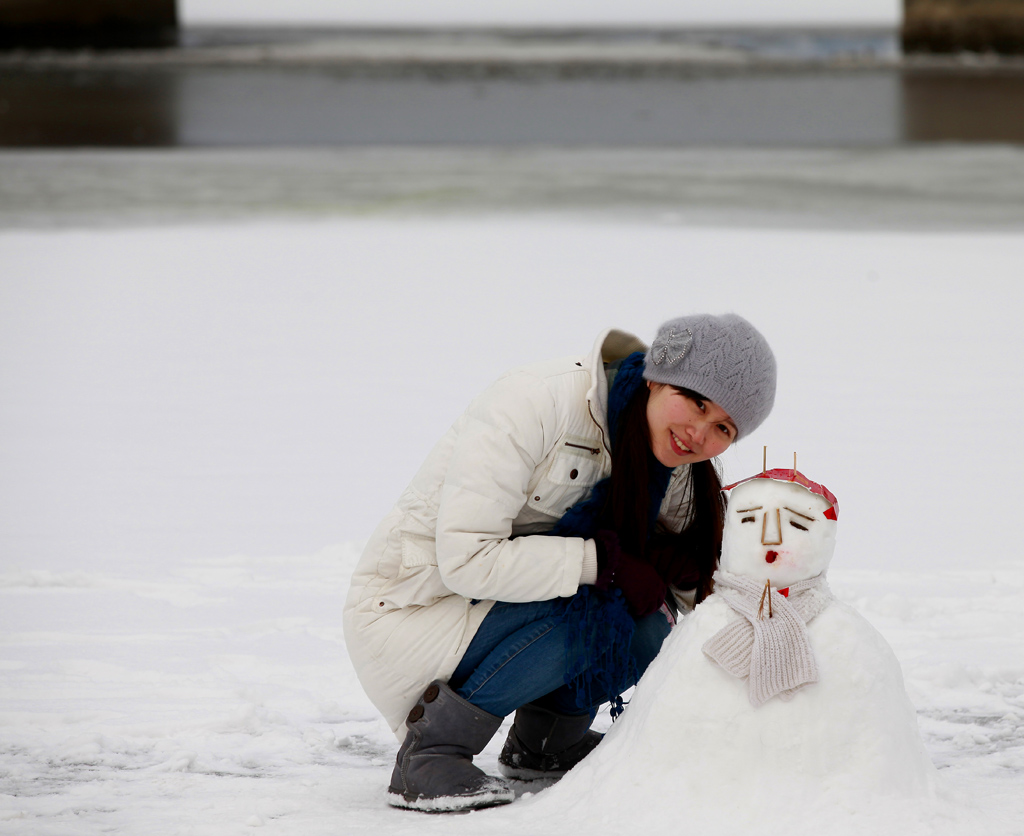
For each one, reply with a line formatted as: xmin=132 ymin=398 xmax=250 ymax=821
xmin=343 ymin=314 xmax=777 ymax=812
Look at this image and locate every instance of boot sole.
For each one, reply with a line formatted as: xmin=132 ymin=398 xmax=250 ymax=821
xmin=387 ymin=786 xmax=515 ymax=813
xmin=497 ymin=762 xmax=568 ymax=781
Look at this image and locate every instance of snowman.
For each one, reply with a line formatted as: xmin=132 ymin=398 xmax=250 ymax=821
xmin=523 ymin=464 xmax=937 ymax=826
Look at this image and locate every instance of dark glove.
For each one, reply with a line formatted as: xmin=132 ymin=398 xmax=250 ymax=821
xmin=593 ymin=530 xmax=667 ymax=618
xmin=646 ymin=531 xmax=702 ymax=590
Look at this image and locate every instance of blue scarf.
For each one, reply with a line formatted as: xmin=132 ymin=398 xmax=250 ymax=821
xmin=546 ymin=351 xmax=673 ymax=714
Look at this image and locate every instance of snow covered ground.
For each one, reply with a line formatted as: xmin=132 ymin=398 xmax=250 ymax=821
xmin=2 ymin=149 xmax=1023 ymax=834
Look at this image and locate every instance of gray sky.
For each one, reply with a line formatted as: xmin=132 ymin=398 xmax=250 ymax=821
xmin=180 ymin=0 xmax=900 ymax=27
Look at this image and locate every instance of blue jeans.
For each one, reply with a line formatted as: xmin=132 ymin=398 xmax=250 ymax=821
xmin=448 ymin=597 xmax=671 ymax=718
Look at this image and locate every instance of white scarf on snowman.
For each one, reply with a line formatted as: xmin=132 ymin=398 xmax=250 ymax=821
xmin=702 ymin=570 xmax=833 ymax=707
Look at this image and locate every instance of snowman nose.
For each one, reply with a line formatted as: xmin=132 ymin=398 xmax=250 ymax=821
xmin=761 ymin=508 xmax=783 ymax=546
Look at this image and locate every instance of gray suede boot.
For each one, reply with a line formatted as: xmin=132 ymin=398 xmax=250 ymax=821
xmin=388 ymin=681 xmax=515 ymax=812
xmin=497 ymin=702 xmax=603 ymax=780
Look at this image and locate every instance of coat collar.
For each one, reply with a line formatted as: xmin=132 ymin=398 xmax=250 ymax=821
xmin=583 ymin=328 xmax=648 ymax=455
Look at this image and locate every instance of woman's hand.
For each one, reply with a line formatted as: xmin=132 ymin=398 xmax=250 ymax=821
xmin=646 ymin=531 xmax=702 ymax=590
xmin=592 ymin=530 xmax=667 ymax=618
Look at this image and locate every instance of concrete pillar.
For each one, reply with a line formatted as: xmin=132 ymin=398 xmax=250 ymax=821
xmin=0 ymin=0 xmax=177 ymax=48
xmin=904 ymin=0 xmax=1024 ymax=54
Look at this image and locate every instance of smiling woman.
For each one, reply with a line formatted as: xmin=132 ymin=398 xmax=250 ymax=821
xmin=342 ymin=313 xmax=777 ymax=813
xmin=645 ymin=384 xmax=736 ymax=467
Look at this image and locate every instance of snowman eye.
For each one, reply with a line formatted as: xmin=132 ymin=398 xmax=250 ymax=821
xmin=783 ymin=507 xmax=814 ymax=532
xmin=736 ymin=506 xmax=761 ymax=524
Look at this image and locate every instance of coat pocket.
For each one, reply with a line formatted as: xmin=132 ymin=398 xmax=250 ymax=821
xmin=374 ymin=536 xmax=451 ymax=615
xmin=397 ymin=488 xmax=441 ymax=569
xmin=400 ymin=530 xmax=438 ymax=569
xmin=527 ymin=435 xmax=606 ymax=518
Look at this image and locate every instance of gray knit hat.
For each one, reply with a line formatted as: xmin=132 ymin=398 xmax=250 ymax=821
xmin=643 ymin=313 xmax=777 ymax=440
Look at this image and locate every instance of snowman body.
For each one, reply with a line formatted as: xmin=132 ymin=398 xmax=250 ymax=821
xmin=534 ymin=471 xmax=936 ymax=818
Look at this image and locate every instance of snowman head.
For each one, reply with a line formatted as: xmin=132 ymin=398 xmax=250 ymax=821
xmin=720 ymin=468 xmax=838 ymax=588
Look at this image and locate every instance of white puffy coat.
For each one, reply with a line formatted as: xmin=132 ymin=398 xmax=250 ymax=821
xmin=343 ymin=329 xmax=698 ymax=738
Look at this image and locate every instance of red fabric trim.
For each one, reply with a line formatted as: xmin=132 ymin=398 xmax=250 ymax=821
xmin=723 ymin=468 xmax=839 ymax=520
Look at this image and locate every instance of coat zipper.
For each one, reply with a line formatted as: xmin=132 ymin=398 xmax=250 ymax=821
xmin=586 ymin=399 xmax=612 ymax=457
xmin=564 ymin=441 xmax=600 ymax=455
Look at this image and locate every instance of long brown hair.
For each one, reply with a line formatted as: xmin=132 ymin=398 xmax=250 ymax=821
xmin=601 ymin=383 xmax=725 ymax=604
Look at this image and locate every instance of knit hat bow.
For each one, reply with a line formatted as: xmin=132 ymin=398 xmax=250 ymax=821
xmin=702 ymin=570 xmax=833 ymax=706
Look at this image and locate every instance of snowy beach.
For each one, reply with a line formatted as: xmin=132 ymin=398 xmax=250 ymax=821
xmin=2 ymin=148 xmax=1024 ymax=833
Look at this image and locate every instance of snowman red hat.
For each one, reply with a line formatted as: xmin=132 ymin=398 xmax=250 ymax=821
xmin=723 ymin=467 xmax=839 ymax=521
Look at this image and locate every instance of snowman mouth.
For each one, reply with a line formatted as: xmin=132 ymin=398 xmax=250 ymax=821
xmin=765 ymin=551 xmax=779 ymax=564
